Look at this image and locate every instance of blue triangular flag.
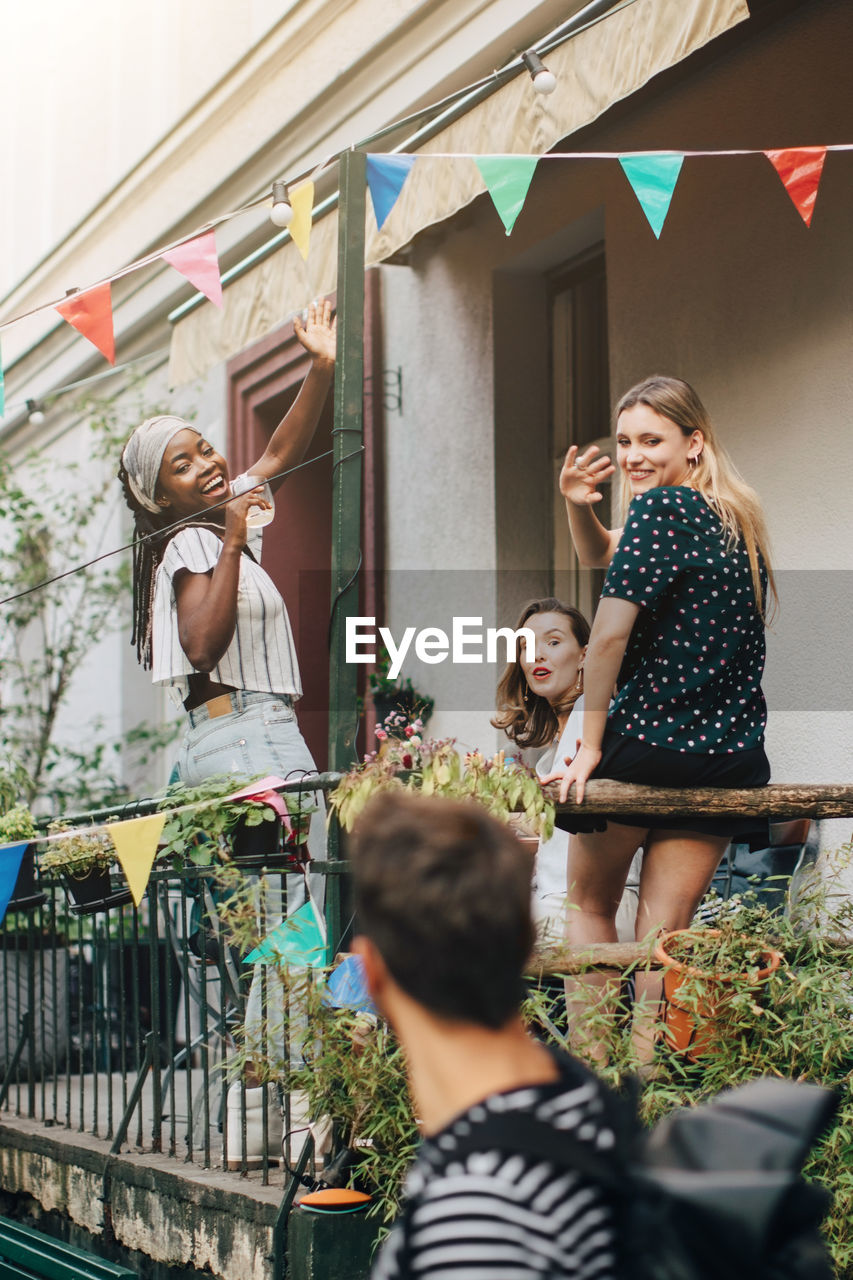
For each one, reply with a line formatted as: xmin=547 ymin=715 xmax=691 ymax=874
xmin=0 ymin=842 xmax=28 ymax=923
xmin=244 ymin=901 xmax=327 ymax=968
xmin=619 ymin=153 xmax=684 ymax=239
xmin=366 ymin=154 xmax=416 ymax=230
xmin=324 ymin=954 xmax=376 ymax=1013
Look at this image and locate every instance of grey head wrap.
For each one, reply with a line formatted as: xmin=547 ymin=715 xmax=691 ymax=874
xmin=121 ymin=415 xmax=201 ymax=513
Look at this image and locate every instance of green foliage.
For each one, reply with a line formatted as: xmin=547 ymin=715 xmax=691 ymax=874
xmin=40 ymin=820 xmax=117 ymax=876
xmin=214 ymin=848 xmax=853 ymax=1270
xmin=157 ymin=775 xmax=314 ymax=868
xmin=331 ymin=738 xmax=554 ymax=839
xmin=0 ymin=387 xmax=178 ymax=811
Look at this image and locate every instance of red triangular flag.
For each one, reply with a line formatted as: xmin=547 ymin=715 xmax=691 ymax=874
xmin=764 ymin=147 xmax=827 ymax=227
xmin=56 ymin=283 xmax=115 ymax=363
xmin=161 ymin=230 xmax=223 ymax=307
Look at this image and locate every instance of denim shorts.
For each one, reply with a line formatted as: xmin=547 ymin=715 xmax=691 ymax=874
xmin=176 ymin=691 xmax=317 ymax=789
xmin=173 ymin=689 xmax=326 ymax=874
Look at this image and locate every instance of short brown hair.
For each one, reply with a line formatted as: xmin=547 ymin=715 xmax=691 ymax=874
xmin=350 ymin=792 xmax=534 ymax=1029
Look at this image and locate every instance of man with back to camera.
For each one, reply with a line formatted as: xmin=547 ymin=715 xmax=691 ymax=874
xmin=349 ymin=792 xmax=617 ymax=1280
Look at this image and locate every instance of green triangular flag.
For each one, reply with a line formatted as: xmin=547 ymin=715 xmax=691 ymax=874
xmin=619 ymin=153 xmax=684 ymax=239
xmin=475 ymin=156 xmax=539 ymax=236
xmin=245 ymin=901 xmax=327 ymax=968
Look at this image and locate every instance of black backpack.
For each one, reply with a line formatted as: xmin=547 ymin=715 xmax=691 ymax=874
xmin=434 ymin=1062 xmax=837 ymax=1280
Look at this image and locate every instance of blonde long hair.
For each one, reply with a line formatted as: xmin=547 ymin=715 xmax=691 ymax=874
xmin=615 ymin=376 xmax=777 ymax=620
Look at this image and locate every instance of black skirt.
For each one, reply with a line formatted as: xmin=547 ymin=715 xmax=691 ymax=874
xmin=554 ymin=730 xmax=771 ymax=841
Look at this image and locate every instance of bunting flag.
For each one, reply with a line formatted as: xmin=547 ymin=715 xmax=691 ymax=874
xmin=110 ymin=813 xmax=166 ymax=907
xmin=227 ymin=774 xmax=293 ymax=836
xmin=55 ymin=282 xmax=115 ymax=364
xmin=765 ymin=147 xmax=827 ymax=227
xmin=619 ymin=153 xmax=684 ymax=239
xmin=475 ymin=156 xmax=538 ymax=235
xmin=366 ymin=154 xmax=416 ymax=230
xmin=289 ymin=182 xmax=314 ymax=261
xmin=161 ymin=231 xmax=223 ymax=306
xmin=324 ymin=954 xmax=375 ymax=1013
xmin=0 ymin=842 xmax=28 ymax=923
xmin=245 ymin=901 xmax=327 ymax=968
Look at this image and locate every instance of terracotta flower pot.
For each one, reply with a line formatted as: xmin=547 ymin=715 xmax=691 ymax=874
xmin=654 ymin=928 xmax=782 ymax=1061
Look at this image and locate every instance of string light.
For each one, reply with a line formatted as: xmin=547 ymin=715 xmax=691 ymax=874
xmin=270 ymin=181 xmax=294 ymax=228
xmin=26 ymin=399 xmax=45 ymax=426
xmin=521 ymin=50 xmax=557 ymax=95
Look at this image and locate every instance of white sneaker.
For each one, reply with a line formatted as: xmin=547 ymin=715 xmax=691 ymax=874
xmin=224 ymin=1083 xmax=281 ymax=1169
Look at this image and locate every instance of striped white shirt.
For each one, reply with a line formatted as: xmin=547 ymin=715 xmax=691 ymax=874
xmin=151 ymin=523 xmax=301 ymax=708
xmin=372 ymin=1064 xmax=617 ymax=1280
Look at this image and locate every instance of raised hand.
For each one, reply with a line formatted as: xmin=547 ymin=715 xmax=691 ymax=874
xmin=293 ymin=298 xmax=336 ymax=368
xmin=541 ymin=741 xmax=602 ymax=805
xmin=559 ymin=445 xmax=615 ymax=507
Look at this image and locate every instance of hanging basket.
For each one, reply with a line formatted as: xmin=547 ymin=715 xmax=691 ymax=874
xmin=62 ymin=865 xmax=133 ymax=916
xmin=654 ymin=928 xmax=782 ymax=1061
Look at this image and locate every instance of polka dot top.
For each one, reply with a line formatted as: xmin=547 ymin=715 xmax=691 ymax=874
xmin=600 ymin=486 xmax=767 ymax=754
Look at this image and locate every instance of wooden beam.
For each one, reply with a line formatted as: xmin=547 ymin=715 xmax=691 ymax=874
xmin=548 ymin=781 xmax=853 ymax=820
xmin=530 ymin=942 xmax=662 ymax=975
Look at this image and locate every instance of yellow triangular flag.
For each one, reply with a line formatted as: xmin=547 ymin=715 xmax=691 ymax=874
xmin=110 ymin=813 xmax=166 ymax=907
xmin=289 ymin=182 xmax=314 ymax=260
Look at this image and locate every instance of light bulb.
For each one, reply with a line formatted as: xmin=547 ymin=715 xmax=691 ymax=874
xmin=26 ymin=399 xmax=45 ymax=426
xmin=521 ymin=50 xmax=557 ymax=96
xmin=270 ymin=180 xmax=293 ymax=228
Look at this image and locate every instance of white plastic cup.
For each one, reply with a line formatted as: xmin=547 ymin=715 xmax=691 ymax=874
xmin=232 ymin=473 xmax=275 ymax=528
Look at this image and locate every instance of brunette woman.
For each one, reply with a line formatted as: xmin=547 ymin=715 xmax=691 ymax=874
xmin=494 ymin=598 xmax=640 ymax=944
xmin=545 ymin=375 xmax=775 ymax=1062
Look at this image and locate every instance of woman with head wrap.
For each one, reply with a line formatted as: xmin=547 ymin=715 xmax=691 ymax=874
xmin=118 ymin=300 xmax=335 ymax=1164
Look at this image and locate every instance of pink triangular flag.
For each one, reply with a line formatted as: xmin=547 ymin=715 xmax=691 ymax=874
xmin=227 ymin=775 xmax=289 ymax=820
xmin=56 ymin=283 xmax=115 ymax=363
xmin=161 ymin=231 xmax=223 ymax=307
xmin=764 ymin=147 xmax=827 ymax=227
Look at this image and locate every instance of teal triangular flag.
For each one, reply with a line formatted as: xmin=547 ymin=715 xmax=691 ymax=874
xmin=366 ymin=154 xmax=416 ymax=230
xmin=619 ymin=153 xmax=684 ymax=239
xmin=245 ymin=901 xmax=327 ymax=968
xmin=0 ymin=842 xmax=28 ymax=923
xmin=475 ymin=156 xmax=538 ymax=235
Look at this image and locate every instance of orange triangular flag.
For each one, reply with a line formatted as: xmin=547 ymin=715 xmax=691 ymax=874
xmin=55 ymin=282 xmax=116 ymax=363
xmin=289 ymin=182 xmax=314 ymax=260
xmin=110 ymin=813 xmax=166 ymax=907
xmin=765 ymin=147 xmax=827 ymax=227
xmin=161 ymin=231 xmax=223 ymax=307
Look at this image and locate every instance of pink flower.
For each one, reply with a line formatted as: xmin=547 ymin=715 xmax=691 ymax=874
xmin=375 ymin=728 xmax=388 ymax=741
xmin=404 ymin=724 xmax=415 ymax=738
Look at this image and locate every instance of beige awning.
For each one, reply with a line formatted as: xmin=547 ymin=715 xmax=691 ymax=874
xmin=169 ymin=0 xmax=749 ymax=387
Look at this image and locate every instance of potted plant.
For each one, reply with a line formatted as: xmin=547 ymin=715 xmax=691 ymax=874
xmin=157 ymin=775 xmax=316 ymax=872
xmin=654 ymin=923 xmax=782 ymax=1061
xmin=368 ymin=644 xmax=434 ymax=733
xmin=39 ymin=822 xmax=132 ymax=914
xmin=330 ymin=718 xmax=554 ymax=840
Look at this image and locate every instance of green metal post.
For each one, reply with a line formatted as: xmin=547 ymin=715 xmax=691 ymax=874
xmin=326 ymin=147 xmax=366 ymax=955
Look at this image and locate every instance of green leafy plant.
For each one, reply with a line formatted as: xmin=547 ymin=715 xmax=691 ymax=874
xmin=156 ymin=775 xmax=314 ymax=868
xmin=331 ymin=725 xmax=554 ymax=839
xmin=40 ymin=821 xmax=117 ymax=877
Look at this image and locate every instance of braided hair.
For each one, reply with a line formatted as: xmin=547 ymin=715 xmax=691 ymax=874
xmin=117 ymin=458 xmax=223 ymax=669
